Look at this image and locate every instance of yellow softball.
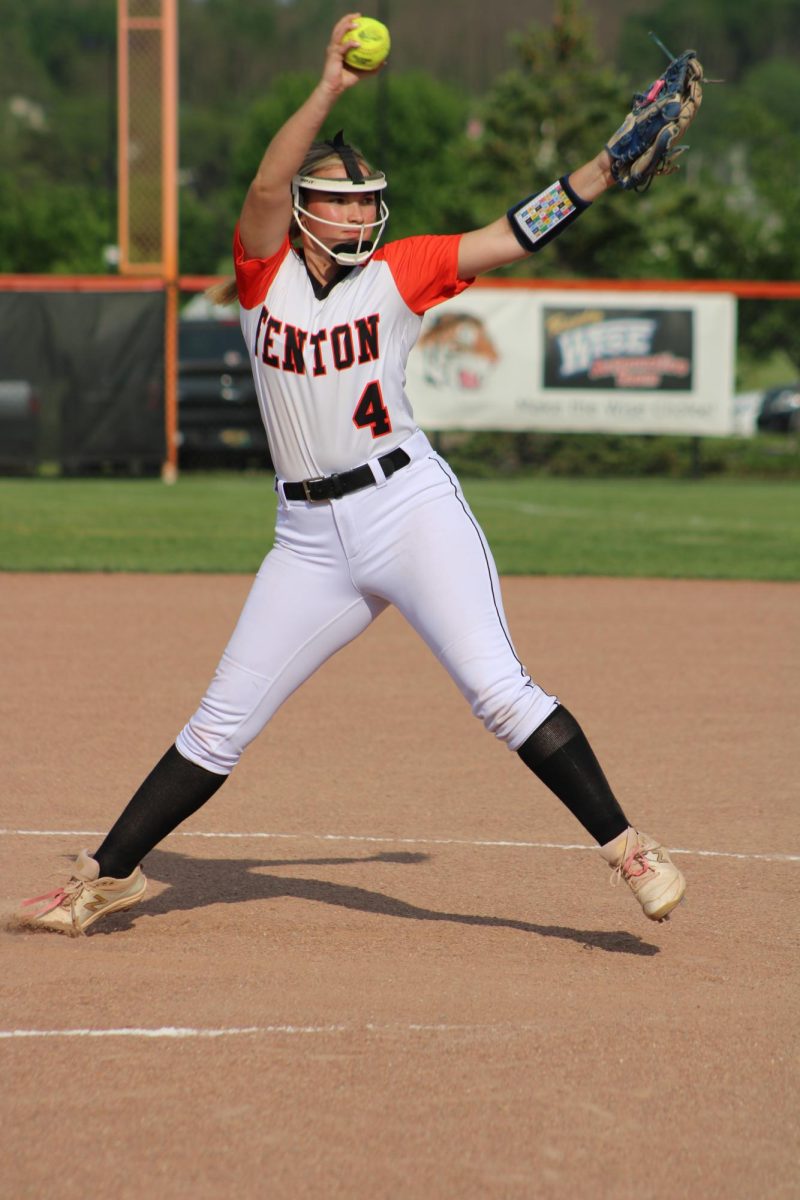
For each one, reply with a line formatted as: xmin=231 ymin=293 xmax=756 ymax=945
xmin=343 ymin=16 xmax=391 ymax=72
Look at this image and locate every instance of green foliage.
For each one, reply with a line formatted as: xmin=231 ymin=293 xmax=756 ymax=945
xmin=450 ymin=1 xmax=627 ymax=247
xmin=179 ymin=189 xmax=239 ymax=276
xmin=618 ymin=0 xmax=800 ymax=87
xmin=439 ymin=0 xmax=798 ymax=376
xmin=440 ymin=431 xmax=800 ymax=480
xmin=359 ymin=74 xmax=469 ymax=239
xmin=618 ymin=3 xmax=800 ymax=296
xmin=180 ymin=0 xmax=278 ymax=106
xmin=0 ymin=0 xmax=115 ymax=93
xmin=0 ymin=169 xmax=112 ymax=272
xmin=0 ymin=1 xmax=115 ymax=271
xmin=447 ymin=0 xmax=779 ymax=288
xmin=736 ymin=347 xmax=799 ymax=393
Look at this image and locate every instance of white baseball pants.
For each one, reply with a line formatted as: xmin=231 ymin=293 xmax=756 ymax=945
xmin=176 ymin=430 xmax=557 ymax=774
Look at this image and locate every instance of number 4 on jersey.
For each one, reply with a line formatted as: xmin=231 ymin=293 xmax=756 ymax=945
xmin=353 ymin=380 xmax=392 ymax=437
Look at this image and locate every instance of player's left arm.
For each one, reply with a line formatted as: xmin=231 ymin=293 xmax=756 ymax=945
xmin=458 ymin=45 xmax=703 ymax=280
xmin=456 ymin=149 xmax=614 ymax=280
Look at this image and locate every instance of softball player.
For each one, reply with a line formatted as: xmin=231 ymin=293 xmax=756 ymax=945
xmin=19 ymin=14 xmax=686 ymax=935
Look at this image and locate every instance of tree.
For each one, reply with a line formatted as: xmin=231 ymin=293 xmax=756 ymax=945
xmin=446 ymin=0 xmax=659 ymax=275
xmin=618 ymin=0 xmax=800 ymax=88
xmin=446 ymin=0 xmax=780 ymax=282
xmin=0 ymin=170 xmax=111 ymax=273
xmin=434 ymin=0 xmax=797 ymax=375
xmin=618 ymin=0 xmax=800 ymax=368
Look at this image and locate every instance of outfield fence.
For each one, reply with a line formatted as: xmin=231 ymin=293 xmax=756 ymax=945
xmin=0 ymin=274 xmax=797 ymax=477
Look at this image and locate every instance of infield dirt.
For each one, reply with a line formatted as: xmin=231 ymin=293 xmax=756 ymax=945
xmin=1 ymin=574 xmax=797 ymax=1199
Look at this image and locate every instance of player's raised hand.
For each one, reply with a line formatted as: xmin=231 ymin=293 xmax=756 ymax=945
xmin=319 ymin=13 xmax=369 ymax=95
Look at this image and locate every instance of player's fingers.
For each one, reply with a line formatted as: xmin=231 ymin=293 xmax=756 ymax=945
xmin=328 ymin=12 xmax=361 ymax=56
xmin=321 ymin=13 xmax=366 ymax=91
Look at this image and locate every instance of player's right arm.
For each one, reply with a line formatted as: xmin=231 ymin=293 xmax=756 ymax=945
xmin=238 ymin=13 xmax=363 ymax=260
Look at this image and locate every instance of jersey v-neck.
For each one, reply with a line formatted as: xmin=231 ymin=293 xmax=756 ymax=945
xmin=296 ymin=248 xmax=356 ymax=300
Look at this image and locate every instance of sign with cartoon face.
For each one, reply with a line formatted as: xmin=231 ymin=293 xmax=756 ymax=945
xmin=407 ymin=287 xmax=735 ymax=436
xmin=418 ymin=312 xmax=499 ymax=393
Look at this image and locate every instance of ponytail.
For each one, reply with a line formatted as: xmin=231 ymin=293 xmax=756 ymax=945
xmin=204 ymin=277 xmax=239 ymax=307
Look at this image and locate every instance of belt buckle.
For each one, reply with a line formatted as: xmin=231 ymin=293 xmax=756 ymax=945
xmin=302 ymin=476 xmax=326 ymax=502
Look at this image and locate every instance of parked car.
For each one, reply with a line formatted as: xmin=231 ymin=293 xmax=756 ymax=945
xmin=755 ymin=382 xmax=800 ymax=434
xmin=0 ymin=379 xmax=40 ymax=470
xmin=178 ymin=318 xmax=270 ymax=467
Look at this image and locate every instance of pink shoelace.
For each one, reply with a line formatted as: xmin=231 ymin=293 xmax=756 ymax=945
xmin=611 ymin=844 xmax=655 ymax=887
xmin=21 ymin=881 xmax=81 ymax=917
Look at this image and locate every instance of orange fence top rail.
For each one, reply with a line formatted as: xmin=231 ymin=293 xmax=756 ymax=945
xmin=0 ymin=274 xmax=798 ymax=300
xmin=0 ymin=275 xmax=166 ymax=292
xmin=472 ymin=278 xmax=800 ymax=299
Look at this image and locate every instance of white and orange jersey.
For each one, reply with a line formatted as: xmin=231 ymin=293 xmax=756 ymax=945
xmin=234 ymin=229 xmax=474 ymax=481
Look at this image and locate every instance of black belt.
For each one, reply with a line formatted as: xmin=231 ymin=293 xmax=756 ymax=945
xmin=283 ymin=447 xmax=411 ymax=502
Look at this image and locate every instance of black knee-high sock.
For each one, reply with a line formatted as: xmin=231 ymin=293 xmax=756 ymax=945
xmin=93 ymin=745 xmax=227 ymax=878
xmin=517 ymin=705 xmax=629 ymax=845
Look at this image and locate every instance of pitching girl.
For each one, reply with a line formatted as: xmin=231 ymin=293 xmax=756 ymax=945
xmin=20 ymin=13 xmax=686 ymax=934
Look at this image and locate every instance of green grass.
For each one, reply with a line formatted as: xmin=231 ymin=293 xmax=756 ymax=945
xmin=469 ymin=478 xmax=799 ymax=579
xmin=0 ymin=473 xmax=798 ymax=579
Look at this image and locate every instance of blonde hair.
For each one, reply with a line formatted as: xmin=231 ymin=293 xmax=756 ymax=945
xmin=205 ymin=277 xmax=239 ymax=306
xmin=296 ymin=139 xmax=376 ymax=182
xmin=205 ymin=139 xmax=377 ymax=308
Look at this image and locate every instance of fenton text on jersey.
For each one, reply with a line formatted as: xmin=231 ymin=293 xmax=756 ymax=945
xmin=254 ymin=308 xmax=380 ymax=376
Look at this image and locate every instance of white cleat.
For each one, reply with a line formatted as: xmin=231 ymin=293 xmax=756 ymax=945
xmin=601 ymin=828 xmax=686 ymax=922
xmin=16 ymin=850 xmax=146 ymax=936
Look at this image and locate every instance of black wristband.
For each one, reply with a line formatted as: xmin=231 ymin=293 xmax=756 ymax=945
xmin=506 ymin=175 xmax=591 ymax=254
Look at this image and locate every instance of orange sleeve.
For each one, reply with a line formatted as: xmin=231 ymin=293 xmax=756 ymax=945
xmin=375 ymin=235 xmax=475 ymax=316
xmin=233 ymin=225 xmax=291 ymax=310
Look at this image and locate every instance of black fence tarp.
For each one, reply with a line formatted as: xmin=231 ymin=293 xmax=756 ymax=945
xmin=0 ymin=290 xmax=164 ymax=472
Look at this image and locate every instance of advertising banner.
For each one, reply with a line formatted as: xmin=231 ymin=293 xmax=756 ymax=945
xmin=406 ymin=287 xmax=736 ymax=435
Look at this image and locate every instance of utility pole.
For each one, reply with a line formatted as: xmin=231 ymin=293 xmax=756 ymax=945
xmin=376 ymin=0 xmax=390 ymax=167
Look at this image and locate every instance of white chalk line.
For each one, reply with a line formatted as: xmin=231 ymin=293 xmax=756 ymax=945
xmin=0 ymin=1026 xmax=332 ymax=1040
xmin=0 ymin=828 xmax=797 ymax=863
xmin=0 ymin=1023 xmax=511 ymax=1041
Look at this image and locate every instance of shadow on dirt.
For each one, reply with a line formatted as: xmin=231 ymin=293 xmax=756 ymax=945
xmin=84 ymin=846 xmax=660 ymax=956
